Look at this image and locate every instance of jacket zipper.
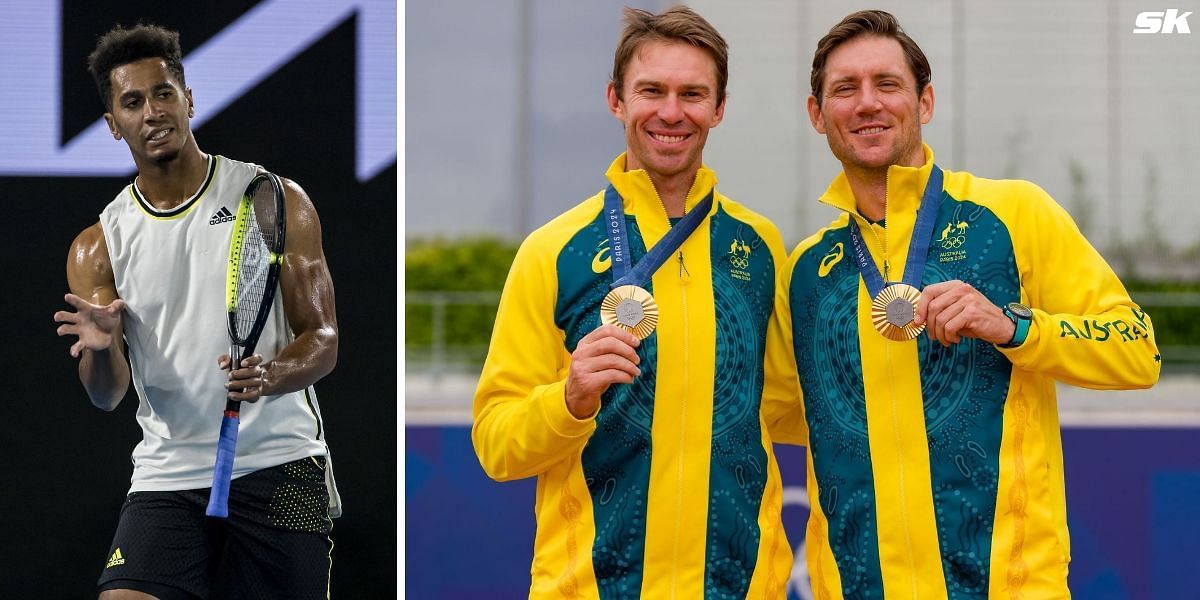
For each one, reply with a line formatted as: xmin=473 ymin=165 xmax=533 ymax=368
xmin=883 ymin=169 xmax=919 ymax=598
xmin=643 ymin=173 xmax=711 ymax=597
xmin=647 ymin=175 xmax=701 ymax=598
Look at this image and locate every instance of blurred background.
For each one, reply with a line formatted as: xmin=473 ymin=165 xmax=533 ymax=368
xmin=0 ymin=0 xmax=396 ymax=597
xmin=406 ymin=1 xmax=1200 ymax=598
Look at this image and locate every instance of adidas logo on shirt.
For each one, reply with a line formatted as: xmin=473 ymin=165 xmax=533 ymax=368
xmin=106 ymin=547 xmax=125 ymax=568
xmin=209 ymin=206 xmax=235 ymax=225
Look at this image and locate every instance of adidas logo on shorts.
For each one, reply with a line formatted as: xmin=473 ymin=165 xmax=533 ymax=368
xmin=209 ymin=206 xmax=235 ymax=225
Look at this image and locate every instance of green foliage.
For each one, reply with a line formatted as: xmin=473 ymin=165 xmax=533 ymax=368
xmin=406 ymin=236 xmax=519 ymax=292
xmin=405 ymin=237 xmax=519 ymax=365
xmin=402 ymin=238 xmax=1200 ymax=368
xmin=1126 ymin=280 xmax=1200 ymax=360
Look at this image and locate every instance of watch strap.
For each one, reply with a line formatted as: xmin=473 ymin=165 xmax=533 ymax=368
xmin=1000 ymin=304 xmax=1031 ymax=348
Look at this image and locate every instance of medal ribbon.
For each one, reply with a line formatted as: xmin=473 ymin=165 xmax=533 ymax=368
xmin=602 ymin=184 xmax=713 ymax=289
xmin=846 ymin=165 xmax=943 ymax=297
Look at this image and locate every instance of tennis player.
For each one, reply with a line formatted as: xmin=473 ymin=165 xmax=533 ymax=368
xmin=773 ymin=10 xmax=1161 ymax=598
xmin=53 ymin=24 xmax=341 ymax=599
xmin=472 ymin=6 xmax=802 ymax=598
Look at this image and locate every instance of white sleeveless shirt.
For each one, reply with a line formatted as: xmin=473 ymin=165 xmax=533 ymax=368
xmin=100 ymin=155 xmax=339 ymax=513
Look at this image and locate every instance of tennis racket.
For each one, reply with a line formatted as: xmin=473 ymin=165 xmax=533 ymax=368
xmin=205 ymin=172 xmax=287 ymax=518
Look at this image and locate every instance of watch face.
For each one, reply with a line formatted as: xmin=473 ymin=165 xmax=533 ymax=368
xmin=1007 ymin=302 xmax=1033 ymax=319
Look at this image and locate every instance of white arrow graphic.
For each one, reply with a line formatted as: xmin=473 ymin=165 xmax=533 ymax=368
xmin=0 ymin=0 xmax=395 ymax=181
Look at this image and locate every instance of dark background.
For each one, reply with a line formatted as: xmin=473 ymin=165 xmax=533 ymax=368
xmin=1 ymin=1 xmax=396 ymax=597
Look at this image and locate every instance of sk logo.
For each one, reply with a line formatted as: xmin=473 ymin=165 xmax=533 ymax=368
xmin=818 ymin=242 xmax=844 ymax=277
xmin=938 ymin=220 xmax=969 ymax=249
xmin=591 ymin=238 xmax=611 ymax=274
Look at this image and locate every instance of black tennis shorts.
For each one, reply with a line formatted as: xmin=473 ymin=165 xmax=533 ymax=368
xmin=97 ymin=456 xmax=333 ymax=600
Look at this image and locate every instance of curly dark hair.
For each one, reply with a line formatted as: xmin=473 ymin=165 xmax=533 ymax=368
xmin=87 ymin=24 xmax=186 ymax=111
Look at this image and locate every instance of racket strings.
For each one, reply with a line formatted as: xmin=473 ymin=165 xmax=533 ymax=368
xmin=231 ymin=183 xmax=282 ymax=342
xmin=233 ymin=220 xmax=270 ymax=341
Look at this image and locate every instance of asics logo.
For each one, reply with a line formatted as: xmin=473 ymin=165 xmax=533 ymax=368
xmin=591 ymin=239 xmax=611 ymax=273
xmin=818 ymin=242 xmax=844 ymax=277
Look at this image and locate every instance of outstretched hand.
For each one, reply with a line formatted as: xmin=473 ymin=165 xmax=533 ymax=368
xmin=54 ymin=293 xmax=126 ymax=358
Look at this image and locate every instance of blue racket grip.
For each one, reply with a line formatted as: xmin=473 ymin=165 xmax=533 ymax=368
xmin=205 ymin=412 xmax=241 ymax=518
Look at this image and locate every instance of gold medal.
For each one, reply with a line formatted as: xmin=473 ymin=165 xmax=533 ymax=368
xmin=601 ymin=285 xmax=658 ymax=339
xmin=871 ymin=283 xmax=925 ymax=341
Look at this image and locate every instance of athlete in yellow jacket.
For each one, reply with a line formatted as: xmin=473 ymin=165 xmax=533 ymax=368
xmin=773 ymin=11 xmax=1161 ymax=599
xmin=474 ymin=7 xmax=797 ymax=599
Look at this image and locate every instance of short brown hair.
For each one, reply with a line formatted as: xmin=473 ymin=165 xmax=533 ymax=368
xmin=810 ymin=10 xmax=930 ymax=107
xmin=611 ymin=5 xmax=729 ymax=105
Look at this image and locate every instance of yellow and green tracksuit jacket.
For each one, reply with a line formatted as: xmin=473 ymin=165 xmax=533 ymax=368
xmin=474 ymin=154 xmax=796 ymax=599
xmin=772 ymin=145 xmax=1160 ymax=599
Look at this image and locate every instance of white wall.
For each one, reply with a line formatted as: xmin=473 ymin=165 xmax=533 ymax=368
xmin=406 ymin=1 xmax=1200 ymax=263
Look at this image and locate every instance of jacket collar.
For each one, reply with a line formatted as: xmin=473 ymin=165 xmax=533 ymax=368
xmin=604 ymin=153 xmax=719 ymax=222
xmin=818 ymin=144 xmax=937 ymax=222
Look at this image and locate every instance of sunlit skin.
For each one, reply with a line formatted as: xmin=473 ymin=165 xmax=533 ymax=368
xmin=606 ymin=40 xmax=725 ymax=218
xmin=807 ymin=35 xmax=1014 ymax=346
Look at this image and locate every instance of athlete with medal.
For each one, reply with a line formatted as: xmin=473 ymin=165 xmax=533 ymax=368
xmin=771 ymin=10 xmax=1161 ymax=598
xmin=473 ymin=7 xmax=797 ymax=598
xmin=598 ymin=182 xmax=713 ymax=341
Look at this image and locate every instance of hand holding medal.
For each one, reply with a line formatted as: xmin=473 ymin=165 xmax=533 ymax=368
xmin=598 ymin=184 xmax=713 ymax=341
xmin=871 ymin=283 xmax=925 ymax=341
xmin=565 ymin=325 xmax=642 ymax=419
xmin=563 ymin=185 xmax=714 ymax=418
xmin=848 ymin=165 xmax=942 ymax=342
xmin=601 ymin=285 xmax=659 ymax=339
xmin=849 ymin=166 xmax=1017 ymax=346
xmin=915 ymin=279 xmax=1019 ymax=347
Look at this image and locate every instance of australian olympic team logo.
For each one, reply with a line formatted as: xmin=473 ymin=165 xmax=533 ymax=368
xmin=729 ymin=238 xmax=751 ymax=268
xmin=939 ymin=220 xmax=969 ymax=248
xmin=727 ymin=237 xmax=752 ymax=282
xmin=938 ymin=220 xmax=969 ymax=263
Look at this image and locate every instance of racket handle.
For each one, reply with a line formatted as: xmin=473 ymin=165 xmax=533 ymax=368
xmin=205 ymin=411 xmax=241 ymax=518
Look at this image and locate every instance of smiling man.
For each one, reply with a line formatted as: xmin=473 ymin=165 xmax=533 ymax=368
xmin=772 ymin=10 xmax=1161 ymax=599
xmin=473 ymin=6 xmax=798 ymax=598
xmin=54 ymin=24 xmax=340 ymax=599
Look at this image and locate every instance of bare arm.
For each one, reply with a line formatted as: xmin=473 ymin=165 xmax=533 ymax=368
xmin=56 ymin=223 xmax=129 ymax=411
xmin=224 ymin=178 xmax=338 ymax=401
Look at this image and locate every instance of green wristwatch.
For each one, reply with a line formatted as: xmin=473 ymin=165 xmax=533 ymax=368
xmin=1000 ymin=302 xmax=1032 ymax=348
